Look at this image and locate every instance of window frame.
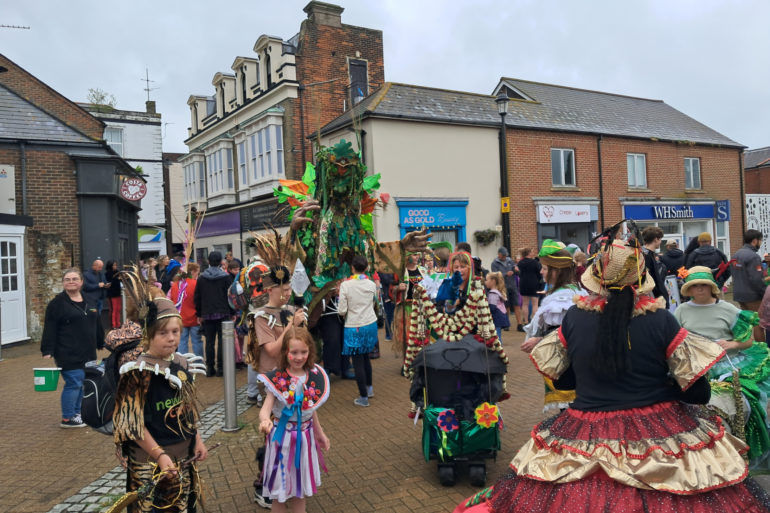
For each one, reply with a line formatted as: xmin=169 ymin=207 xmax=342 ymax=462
xmin=551 ymin=148 xmax=576 ymax=187
xmin=684 ymin=157 xmax=701 ymax=190
xmin=627 ymin=153 xmax=647 ymax=189
xmin=104 ymin=126 xmax=123 ymax=157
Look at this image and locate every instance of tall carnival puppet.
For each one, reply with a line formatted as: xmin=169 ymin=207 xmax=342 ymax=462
xmin=454 ymin=220 xmax=770 ymax=513
xmin=111 ymin=267 xmax=209 ymax=513
xmin=270 ymin=139 xmax=429 ymax=322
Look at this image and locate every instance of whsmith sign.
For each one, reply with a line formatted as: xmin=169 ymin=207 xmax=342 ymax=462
xmin=623 ymin=202 xmax=730 ymax=221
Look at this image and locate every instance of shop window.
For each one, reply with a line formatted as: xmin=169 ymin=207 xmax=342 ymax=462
xmin=627 ymin=153 xmax=647 ymax=188
xmin=551 ymin=148 xmax=575 ymax=187
xmin=716 ymin=221 xmax=729 ymax=255
xmin=685 ymin=157 xmax=701 ymax=189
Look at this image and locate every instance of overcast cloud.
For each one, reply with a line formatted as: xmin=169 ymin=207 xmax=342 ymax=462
xmin=2 ymin=0 xmax=768 ymax=154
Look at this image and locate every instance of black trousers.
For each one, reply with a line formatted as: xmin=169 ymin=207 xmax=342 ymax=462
xmin=351 ymin=353 xmax=372 ymax=398
xmin=319 ymin=314 xmax=348 ymax=376
xmin=202 ymin=319 xmax=224 ymax=372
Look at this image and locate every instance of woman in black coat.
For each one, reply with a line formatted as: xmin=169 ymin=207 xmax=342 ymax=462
xmin=517 ymin=248 xmax=542 ymax=322
xmin=40 ymin=268 xmax=105 ymax=428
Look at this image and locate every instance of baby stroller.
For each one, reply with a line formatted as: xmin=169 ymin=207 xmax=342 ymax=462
xmin=409 ymin=334 xmax=507 ymax=487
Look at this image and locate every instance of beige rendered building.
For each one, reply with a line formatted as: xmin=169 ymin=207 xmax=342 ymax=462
xmin=319 ymin=83 xmax=505 ymax=267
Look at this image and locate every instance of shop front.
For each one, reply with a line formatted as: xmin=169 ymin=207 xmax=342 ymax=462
xmin=535 ymin=200 xmax=599 ymax=251
xmin=623 ymin=200 xmax=731 ymax=254
xmin=195 ymin=210 xmax=241 ymax=266
xmin=397 ymin=199 xmax=467 ymax=247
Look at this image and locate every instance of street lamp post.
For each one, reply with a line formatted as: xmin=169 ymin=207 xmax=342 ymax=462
xmin=496 ymin=90 xmax=511 ymax=252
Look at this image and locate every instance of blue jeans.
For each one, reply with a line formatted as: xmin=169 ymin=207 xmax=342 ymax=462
xmin=60 ymin=368 xmax=84 ymax=420
xmin=179 ymin=325 xmax=203 ymax=356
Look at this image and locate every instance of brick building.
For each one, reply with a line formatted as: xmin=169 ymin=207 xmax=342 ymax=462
xmin=180 ymin=1 xmax=383 ymax=262
xmin=0 ymin=54 xmax=142 ymax=343
xmin=745 ymin=146 xmax=770 ymax=194
xmin=318 ymin=78 xmax=745 ymax=263
xmin=494 ymin=78 xmax=745 ymax=255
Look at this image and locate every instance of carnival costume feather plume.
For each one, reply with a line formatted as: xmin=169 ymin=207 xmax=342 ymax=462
xmin=119 ymin=265 xmax=155 ymax=325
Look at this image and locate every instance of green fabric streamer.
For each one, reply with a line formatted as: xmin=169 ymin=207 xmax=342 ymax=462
xmin=733 ymin=310 xmax=760 ymax=343
xmin=302 ymin=162 xmax=316 ymax=196
xmin=422 ymin=406 xmax=501 ymax=462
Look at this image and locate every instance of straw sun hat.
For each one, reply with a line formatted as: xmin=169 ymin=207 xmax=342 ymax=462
xmin=679 ymin=266 xmax=720 ymax=296
xmin=580 ymin=240 xmax=655 ymax=295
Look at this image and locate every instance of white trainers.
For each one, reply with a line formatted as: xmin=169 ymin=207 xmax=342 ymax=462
xmin=354 ymin=397 xmax=369 ymax=407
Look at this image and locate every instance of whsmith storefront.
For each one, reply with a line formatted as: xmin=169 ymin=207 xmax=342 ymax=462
xmin=623 ymin=199 xmax=732 ymax=254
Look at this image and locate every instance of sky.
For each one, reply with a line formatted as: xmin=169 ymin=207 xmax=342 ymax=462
xmin=2 ymin=0 xmax=768 ymax=154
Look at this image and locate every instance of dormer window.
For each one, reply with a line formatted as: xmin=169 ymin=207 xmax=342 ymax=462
xmin=219 ymin=85 xmax=225 ymax=116
xmin=265 ymin=51 xmax=272 ymax=88
xmin=240 ymin=67 xmax=247 ymax=103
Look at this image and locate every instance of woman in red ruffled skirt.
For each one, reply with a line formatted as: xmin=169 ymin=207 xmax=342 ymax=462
xmin=455 ymin=223 xmax=770 ymax=513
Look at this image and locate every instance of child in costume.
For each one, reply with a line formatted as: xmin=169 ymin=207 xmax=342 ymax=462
xmin=485 ymin=271 xmax=509 ymax=341
xmin=520 ymin=240 xmax=586 ymax=413
xmin=112 ymin=269 xmax=209 ymax=513
xmin=674 ymin=265 xmax=770 ymax=468
xmin=258 ymin=327 xmax=331 ymax=512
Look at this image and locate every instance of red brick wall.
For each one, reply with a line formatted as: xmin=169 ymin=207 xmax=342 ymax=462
xmin=0 ymin=54 xmax=104 ymax=141
xmin=505 ymin=129 xmax=744 ymax=253
xmin=0 ymin=147 xmax=80 ymax=339
xmin=291 ymin=20 xmax=384 ymax=175
xmin=745 ymin=165 xmax=770 ymax=194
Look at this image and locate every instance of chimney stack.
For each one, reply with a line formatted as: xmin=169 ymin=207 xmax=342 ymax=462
xmin=146 ymin=100 xmax=156 ymax=114
xmin=303 ymin=1 xmax=343 ymax=27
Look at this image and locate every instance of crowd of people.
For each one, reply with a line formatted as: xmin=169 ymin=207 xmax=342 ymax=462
xmin=38 ymin=221 xmax=770 ymax=512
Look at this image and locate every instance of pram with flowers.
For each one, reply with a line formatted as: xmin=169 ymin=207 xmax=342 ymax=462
xmin=409 ymin=334 xmax=507 ymax=487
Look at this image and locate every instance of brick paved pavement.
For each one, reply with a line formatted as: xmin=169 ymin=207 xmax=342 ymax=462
xmin=3 ymin=328 xmax=769 ymax=512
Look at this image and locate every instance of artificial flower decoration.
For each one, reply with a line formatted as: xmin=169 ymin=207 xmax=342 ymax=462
xmin=677 ymin=266 xmax=689 ymax=280
xmin=437 ymin=409 xmax=460 ymax=432
xmin=475 ymin=402 xmax=499 ymax=429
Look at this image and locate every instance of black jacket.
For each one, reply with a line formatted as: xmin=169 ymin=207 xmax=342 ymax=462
xmin=660 ymin=249 xmax=685 ymax=275
xmin=193 ymin=267 xmax=233 ymax=318
xmin=685 ymin=245 xmax=730 ymax=285
xmin=40 ymin=291 xmax=105 ymax=370
xmin=643 ymin=248 xmax=669 ymax=307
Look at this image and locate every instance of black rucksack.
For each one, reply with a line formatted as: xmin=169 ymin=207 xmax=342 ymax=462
xmin=82 ymin=340 xmax=140 ymax=435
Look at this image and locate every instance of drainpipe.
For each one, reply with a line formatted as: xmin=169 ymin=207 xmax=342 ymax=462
xmin=596 ymin=135 xmax=604 ymax=230
xmin=739 ymin=149 xmax=746 ymax=234
xmin=20 ymin=141 xmax=28 ymax=215
xmin=298 ymin=85 xmax=307 ymax=172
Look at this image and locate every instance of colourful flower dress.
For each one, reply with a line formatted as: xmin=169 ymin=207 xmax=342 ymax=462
xmin=258 ymin=364 xmax=330 ymax=503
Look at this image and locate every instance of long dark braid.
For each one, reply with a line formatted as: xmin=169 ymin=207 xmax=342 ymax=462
xmin=589 ymin=219 xmax=643 ymax=380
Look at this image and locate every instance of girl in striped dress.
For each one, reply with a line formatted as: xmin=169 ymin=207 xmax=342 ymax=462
xmin=258 ymin=327 xmax=331 ymax=512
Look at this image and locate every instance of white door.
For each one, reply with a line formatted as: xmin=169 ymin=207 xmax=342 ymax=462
xmin=0 ymin=231 xmax=26 ymax=344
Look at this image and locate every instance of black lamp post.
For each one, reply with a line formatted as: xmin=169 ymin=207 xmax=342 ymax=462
xmin=496 ymin=90 xmax=511 ymax=252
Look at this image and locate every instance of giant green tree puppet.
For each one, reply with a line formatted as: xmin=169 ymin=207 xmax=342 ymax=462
xmin=269 ymin=139 xmax=429 ymax=319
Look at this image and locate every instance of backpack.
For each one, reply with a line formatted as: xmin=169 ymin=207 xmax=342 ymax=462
xmin=81 ymin=339 xmax=140 ymax=435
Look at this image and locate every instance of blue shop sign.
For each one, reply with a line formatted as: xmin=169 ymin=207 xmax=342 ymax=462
xmin=398 ymin=200 xmax=468 ymax=240
xmin=716 ymin=200 xmax=730 ymax=221
xmin=624 ymin=204 xmax=715 ymax=221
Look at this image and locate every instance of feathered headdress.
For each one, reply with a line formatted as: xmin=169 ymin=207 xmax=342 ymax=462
xmin=251 ymin=226 xmax=292 ymax=288
xmin=119 ymin=265 xmax=180 ymax=339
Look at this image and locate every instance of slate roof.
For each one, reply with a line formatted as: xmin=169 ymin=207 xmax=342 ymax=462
xmin=745 ymin=147 xmax=770 ymax=169
xmin=319 ymin=79 xmax=742 ymax=148
xmin=0 ymin=84 xmax=94 ymax=143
